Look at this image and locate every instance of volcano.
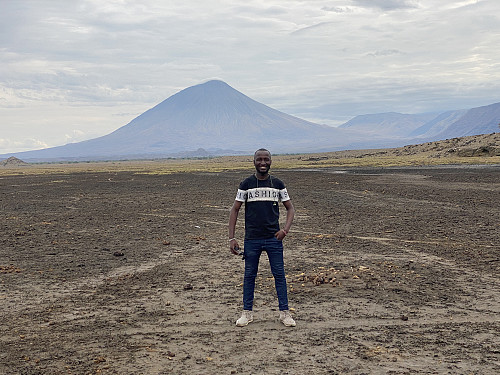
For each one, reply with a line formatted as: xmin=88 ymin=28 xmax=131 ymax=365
xmin=5 ymin=80 xmax=348 ymax=162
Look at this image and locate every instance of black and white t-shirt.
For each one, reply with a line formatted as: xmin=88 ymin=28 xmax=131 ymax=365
xmin=235 ymin=175 xmax=290 ymax=240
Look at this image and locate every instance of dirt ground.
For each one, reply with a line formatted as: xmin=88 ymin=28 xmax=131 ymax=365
xmin=1 ymin=165 xmax=499 ymax=374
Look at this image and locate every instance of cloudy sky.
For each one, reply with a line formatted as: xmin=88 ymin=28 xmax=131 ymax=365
xmin=1 ymin=0 xmax=499 ymax=154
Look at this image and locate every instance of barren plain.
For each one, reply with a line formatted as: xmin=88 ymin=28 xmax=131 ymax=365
xmin=1 ymin=147 xmax=499 ymax=374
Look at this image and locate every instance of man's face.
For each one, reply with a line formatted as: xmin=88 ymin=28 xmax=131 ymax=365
xmin=254 ymin=151 xmax=271 ymax=175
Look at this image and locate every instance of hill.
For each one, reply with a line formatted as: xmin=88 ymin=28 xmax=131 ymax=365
xmin=331 ymin=132 xmax=500 ymax=159
xmin=0 ymin=156 xmax=29 ymax=167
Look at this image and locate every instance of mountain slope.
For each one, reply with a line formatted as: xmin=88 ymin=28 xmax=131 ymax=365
xmin=339 ymin=112 xmax=437 ymax=137
xmin=428 ymin=102 xmax=500 ymax=140
xmin=408 ymin=109 xmax=468 ymax=138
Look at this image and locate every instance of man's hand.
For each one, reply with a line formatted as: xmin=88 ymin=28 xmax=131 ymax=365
xmin=274 ymin=229 xmax=287 ymax=241
xmin=230 ymin=239 xmax=241 ymax=255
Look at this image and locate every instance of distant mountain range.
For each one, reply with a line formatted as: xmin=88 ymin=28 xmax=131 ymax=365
xmin=1 ymin=80 xmax=499 ymax=162
xmin=340 ymin=102 xmax=500 ymax=141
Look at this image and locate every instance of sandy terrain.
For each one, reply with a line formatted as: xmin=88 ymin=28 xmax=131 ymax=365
xmin=1 ymin=165 xmax=499 ymax=374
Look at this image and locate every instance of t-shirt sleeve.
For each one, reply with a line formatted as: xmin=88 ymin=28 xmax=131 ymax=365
xmin=235 ymin=189 xmax=247 ymax=202
xmin=235 ymin=180 xmax=248 ymax=202
xmin=275 ymin=178 xmax=290 ymax=202
xmin=279 ymin=188 xmax=290 ymax=202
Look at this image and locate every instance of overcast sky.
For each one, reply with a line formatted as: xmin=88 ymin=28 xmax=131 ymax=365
xmin=1 ymin=0 xmax=499 ymax=154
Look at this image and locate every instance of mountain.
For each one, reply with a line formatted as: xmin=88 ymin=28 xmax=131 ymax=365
xmin=1 ymin=80 xmax=498 ymax=162
xmin=3 ymin=80 xmax=353 ymax=162
xmin=408 ymin=110 xmax=468 ymax=138
xmin=339 ymin=112 xmax=437 ymax=137
xmin=426 ymin=102 xmax=500 ymax=140
xmin=97 ymin=80 xmax=346 ymax=153
xmin=339 ymin=102 xmax=500 ymax=142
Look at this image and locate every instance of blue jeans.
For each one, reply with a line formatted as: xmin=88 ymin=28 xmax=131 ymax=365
xmin=243 ymin=237 xmax=289 ymax=311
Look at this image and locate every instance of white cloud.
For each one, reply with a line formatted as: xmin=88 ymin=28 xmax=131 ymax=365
xmin=350 ymin=0 xmax=419 ymax=11
xmin=0 ymin=0 xmax=499 ymax=152
xmin=64 ymin=129 xmax=86 ymax=144
xmin=0 ymin=138 xmax=49 ymax=154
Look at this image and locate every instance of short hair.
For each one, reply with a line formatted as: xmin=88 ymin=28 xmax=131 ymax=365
xmin=254 ymin=148 xmax=271 ymax=159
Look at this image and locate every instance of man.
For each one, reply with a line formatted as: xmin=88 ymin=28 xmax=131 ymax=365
xmin=228 ymin=148 xmax=296 ymax=327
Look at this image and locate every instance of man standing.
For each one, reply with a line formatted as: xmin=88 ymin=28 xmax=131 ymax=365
xmin=228 ymin=148 xmax=296 ymax=327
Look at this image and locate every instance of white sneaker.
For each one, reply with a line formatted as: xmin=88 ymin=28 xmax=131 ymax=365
xmin=279 ymin=310 xmax=296 ymax=327
xmin=236 ymin=310 xmax=253 ymax=326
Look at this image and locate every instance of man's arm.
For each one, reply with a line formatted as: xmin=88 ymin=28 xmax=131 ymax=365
xmin=275 ymin=200 xmax=295 ymax=240
xmin=228 ymin=200 xmax=243 ymax=254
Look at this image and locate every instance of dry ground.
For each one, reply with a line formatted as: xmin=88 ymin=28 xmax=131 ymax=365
xmin=1 ymin=164 xmax=499 ymax=374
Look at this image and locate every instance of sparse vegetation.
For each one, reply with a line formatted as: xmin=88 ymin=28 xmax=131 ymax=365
xmin=1 ymin=133 xmax=499 ymax=176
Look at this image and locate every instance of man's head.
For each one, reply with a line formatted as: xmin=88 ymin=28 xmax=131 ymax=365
xmin=254 ymin=148 xmax=271 ymax=177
